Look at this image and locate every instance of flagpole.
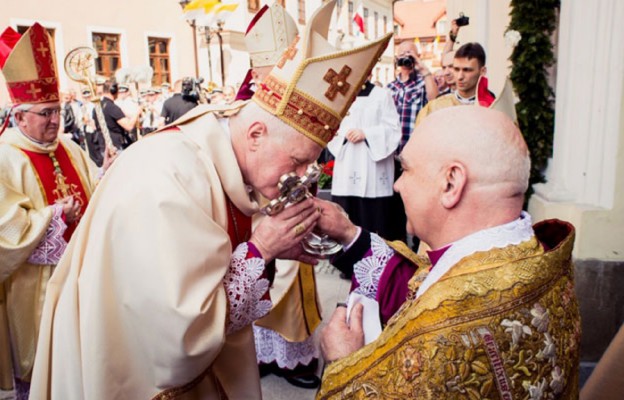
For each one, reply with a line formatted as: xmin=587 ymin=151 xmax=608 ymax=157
xmin=216 ymin=20 xmax=225 ymax=87
xmin=192 ymin=24 xmax=199 ymax=78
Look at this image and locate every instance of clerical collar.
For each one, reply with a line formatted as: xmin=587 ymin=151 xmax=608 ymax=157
xmin=454 ymin=91 xmax=476 ymax=105
xmin=426 ymin=244 xmax=452 ymax=269
xmin=417 ymin=211 xmax=534 ymax=298
xmin=17 ymin=126 xmax=57 ymax=149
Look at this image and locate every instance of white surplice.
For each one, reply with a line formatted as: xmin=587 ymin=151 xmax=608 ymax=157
xmin=327 ymin=86 xmax=400 ymax=198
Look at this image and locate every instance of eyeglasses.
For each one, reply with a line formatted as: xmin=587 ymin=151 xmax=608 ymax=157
xmin=24 ymin=107 xmax=62 ymax=119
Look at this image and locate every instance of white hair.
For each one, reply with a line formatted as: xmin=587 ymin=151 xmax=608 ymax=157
xmin=11 ymin=103 xmax=34 ymax=117
xmin=234 ymin=101 xmax=298 ymax=145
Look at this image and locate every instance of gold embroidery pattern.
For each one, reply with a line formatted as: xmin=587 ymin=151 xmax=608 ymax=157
xmin=49 ymin=151 xmax=84 ymax=219
xmin=277 ymin=35 xmax=299 ymax=69
xmin=319 ymin=223 xmax=581 ymax=400
xmin=253 ymin=75 xmax=340 ymax=146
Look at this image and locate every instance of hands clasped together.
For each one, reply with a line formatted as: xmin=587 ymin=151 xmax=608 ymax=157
xmin=249 ymin=198 xmax=321 ymax=264
xmin=57 ymin=195 xmax=81 ymax=224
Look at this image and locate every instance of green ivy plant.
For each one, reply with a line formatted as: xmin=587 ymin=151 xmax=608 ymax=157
xmin=508 ymin=0 xmax=560 ymax=203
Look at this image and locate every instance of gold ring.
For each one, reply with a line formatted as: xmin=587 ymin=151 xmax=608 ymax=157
xmin=294 ymin=223 xmax=306 ymax=236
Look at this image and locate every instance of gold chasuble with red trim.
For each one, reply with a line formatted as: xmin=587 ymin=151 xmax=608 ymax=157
xmin=19 ymin=143 xmax=89 ymax=240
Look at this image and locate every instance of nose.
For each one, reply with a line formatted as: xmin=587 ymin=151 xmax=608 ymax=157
xmin=393 ymin=175 xmax=402 ymax=193
xmin=49 ymin=111 xmax=61 ymax=123
xmin=296 ymin=164 xmax=309 ymax=177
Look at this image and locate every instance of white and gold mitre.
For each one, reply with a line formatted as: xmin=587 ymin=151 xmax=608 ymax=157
xmin=252 ymin=0 xmax=392 ymax=147
xmin=244 ymin=2 xmax=298 ymax=68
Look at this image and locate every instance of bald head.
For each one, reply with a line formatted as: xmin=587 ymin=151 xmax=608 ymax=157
xmin=416 ymin=107 xmax=529 ymax=196
xmin=395 ymin=106 xmax=530 ymax=247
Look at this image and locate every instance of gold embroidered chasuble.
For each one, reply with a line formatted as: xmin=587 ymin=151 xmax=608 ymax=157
xmin=0 ymin=128 xmax=98 ymax=387
xmin=415 ymin=93 xmax=463 ymax=126
xmin=29 ymin=103 xmax=271 ymax=400
xmin=318 ymin=220 xmax=581 ymax=400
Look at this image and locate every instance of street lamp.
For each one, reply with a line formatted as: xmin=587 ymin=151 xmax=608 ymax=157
xmin=198 ymin=21 xmax=225 ymax=87
xmin=178 ymin=0 xmax=200 ymax=78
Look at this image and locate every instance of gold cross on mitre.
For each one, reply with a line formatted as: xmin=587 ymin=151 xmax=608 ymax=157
xmin=323 ymin=65 xmax=352 ymax=100
xmin=26 ymin=83 xmax=42 ymax=98
xmin=277 ymin=35 xmax=299 ymax=69
xmin=36 ymin=42 xmax=49 ymax=57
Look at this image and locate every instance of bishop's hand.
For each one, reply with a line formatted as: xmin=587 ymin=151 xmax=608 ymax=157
xmin=250 ymin=198 xmax=320 ymax=263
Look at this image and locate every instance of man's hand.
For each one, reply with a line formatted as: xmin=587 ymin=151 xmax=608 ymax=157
xmin=57 ymin=196 xmax=81 ymax=224
xmin=313 ymin=199 xmax=359 ymax=245
xmin=250 ymin=198 xmax=320 ymax=262
xmin=102 ymin=146 xmax=118 ymax=173
xmin=414 ymin=55 xmax=431 ymax=78
xmin=321 ymin=304 xmax=365 ymax=363
xmin=345 ymin=128 xmax=366 ymax=144
xmin=450 ymin=19 xmax=459 ymax=39
xmin=274 ymin=243 xmax=319 ymax=265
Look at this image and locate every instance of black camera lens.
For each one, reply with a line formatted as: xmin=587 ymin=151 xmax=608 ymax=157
xmin=396 ymin=55 xmax=415 ymax=69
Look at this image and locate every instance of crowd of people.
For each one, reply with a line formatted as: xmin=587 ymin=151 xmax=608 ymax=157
xmin=0 ymin=1 xmax=587 ymax=400
xmin=0 ymin=78 xmax=243 ymax=167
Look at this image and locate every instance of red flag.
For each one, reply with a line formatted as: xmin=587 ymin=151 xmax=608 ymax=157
xmin=353 ymin=3 xmax=365 ymax=34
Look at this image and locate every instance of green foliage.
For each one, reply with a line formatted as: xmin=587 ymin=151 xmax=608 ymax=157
xmin=508 ymin=0 xmax=560 ymax=203
xmin=318 ymin=172 xmax=332 ymax=189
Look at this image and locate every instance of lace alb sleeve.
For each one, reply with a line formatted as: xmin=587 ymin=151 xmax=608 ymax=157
xmin=224 ymin=242 xmax=272 ymax=334
xmin=352 ymin=233 xmax=395 ymax=299
xmin=27 ymin=204 xmax=68 ymax=265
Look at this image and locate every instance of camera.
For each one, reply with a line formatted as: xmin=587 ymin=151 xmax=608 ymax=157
xmin=455 ymin=13 xmax=470 ymax=27
xmin=181 ymin=77 xmax=204 ymax=103
xmin=396 ymin=55 xmax=415 ymax=69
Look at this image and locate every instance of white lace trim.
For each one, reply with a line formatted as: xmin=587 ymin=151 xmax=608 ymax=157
xmin=417 ymin=211 xmax=535 ymax=297
xmin=27 ymin=204 xmax=68 ymax=265
xmin=352 ymin=233 xmax=395 ymax=299
xmin=253 ymin=325 xmax=318 ymax=369
xmin=224 ymin=243 xmax=272 ymax=334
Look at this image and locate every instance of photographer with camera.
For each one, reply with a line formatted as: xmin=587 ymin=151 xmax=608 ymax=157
xmin=388 ymin=40 xmax=438 ymax=152
xmin=386 ymin=40 xmax=438 ymax=247
xmin=160 ymin=78 xmax=200 ymax=125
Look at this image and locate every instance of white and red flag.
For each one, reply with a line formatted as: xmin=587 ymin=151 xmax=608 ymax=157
xmin=353 ymin=2 xmax=365 ymax=35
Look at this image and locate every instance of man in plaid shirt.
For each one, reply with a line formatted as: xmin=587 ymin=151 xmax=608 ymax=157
xmin=388 ymin=40 xmax=439 ymax=151
xmin=387 ymin=40 xmax=438 ymax=247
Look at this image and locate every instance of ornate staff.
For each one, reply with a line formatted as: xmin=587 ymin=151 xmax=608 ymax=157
xmin=64 ymin=47 xmax=114 ymax=151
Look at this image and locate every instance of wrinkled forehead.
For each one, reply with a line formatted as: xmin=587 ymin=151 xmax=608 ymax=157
xmin=277 ymin=130 xmax=323 ymax=163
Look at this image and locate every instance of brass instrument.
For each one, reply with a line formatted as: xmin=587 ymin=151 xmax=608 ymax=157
xmin=262 ymin=164 xmax=342 ymax=257
xmin=64 ymin=47 xmax=114 ymax=151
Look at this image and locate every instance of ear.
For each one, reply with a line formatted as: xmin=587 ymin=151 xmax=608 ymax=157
xmin=440 ymin=163 xmax=467 ymax=209
xmin=247 ymin=121 xmax=268 ymax=152
xmin=13 ymin=111 xmax=25 ymax=124
xmin=481 ymin=66 xmax=487 ymax=76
